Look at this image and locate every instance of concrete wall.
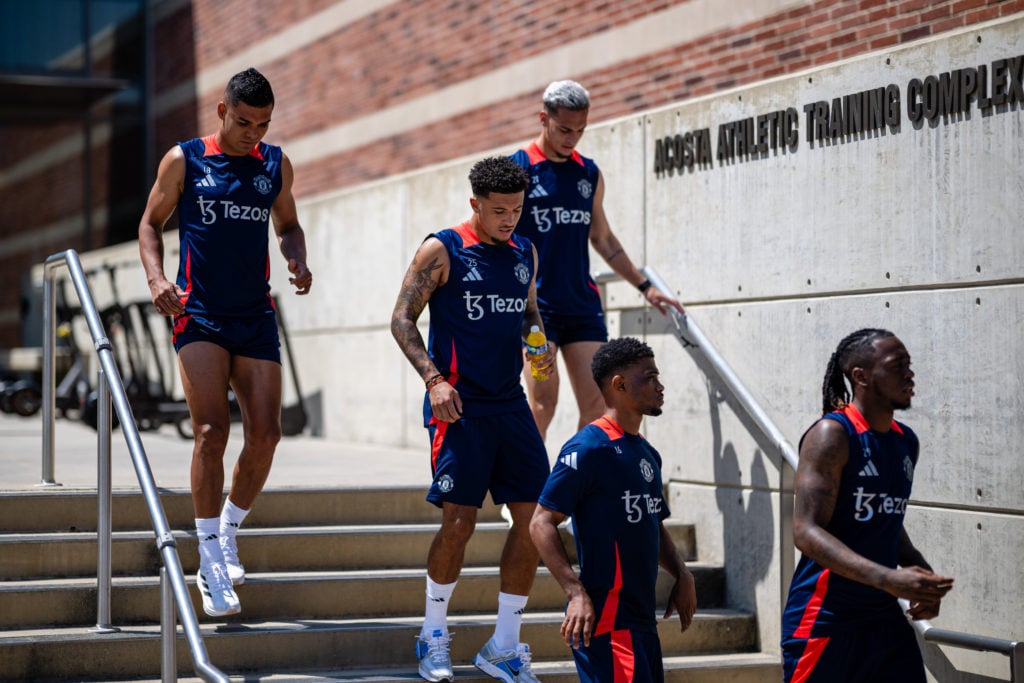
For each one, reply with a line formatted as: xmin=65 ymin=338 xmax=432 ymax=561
xmin=53 ymin=15 xmax=1023 ymax=681
xmin=290 ymin=16 xmax=1024 ymax=678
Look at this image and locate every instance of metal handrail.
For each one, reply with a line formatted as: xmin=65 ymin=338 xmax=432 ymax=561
xmin=619 ymin=265 xmax=1021 ymax=681
xmin=41 ymin=249 xmax=228 ymax=683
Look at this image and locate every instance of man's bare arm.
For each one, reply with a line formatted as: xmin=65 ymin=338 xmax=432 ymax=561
xmin=530 ymin=505 xmax=594 ymax=648
xmin=391 ymin=239 xmax=462 ymax=422
xmin=138 ymin=147 xmax=187 ymax=316
xmin=794 ymin=419 xmax=952 ymax=605
xmin=271 ymin=153 xmax=311 ymax=294
xmin=587 ymin=172 xmax=684 ymax=315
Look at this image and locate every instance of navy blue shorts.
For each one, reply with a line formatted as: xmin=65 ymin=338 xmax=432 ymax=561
xmin=425 ymin=408 xmax=549 ymax=508
xmin=540 ymin=310 xmax=608 ymax=347
xmin=172 ymin=312 xmax=280 ymax=363
xmin=782 ymin=611 xmax=925 ymax=682
xmin=572 ymin=629 xmax=664 ymax=683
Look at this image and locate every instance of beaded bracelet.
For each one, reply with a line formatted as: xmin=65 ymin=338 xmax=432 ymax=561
xmin=425 ymin=374 xmax=446 ymax=390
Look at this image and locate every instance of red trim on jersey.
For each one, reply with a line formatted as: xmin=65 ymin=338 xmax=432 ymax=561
xmin=452 ymin=220 xmax=519 ymax=248
xmin=453 ymin=220 xmax=481 ymax=247
xmin=201 ymin=134 xmax=264 ymax=159
xmin=793 ymin=568 xmax=830 ymax=639
xmin=448 ymin=340 xmax=460 ymax=388
xmin=592 ymin=415 xmax=626 ymax=441
xmin=429 ymin=418 xmax=448 ymax=473
xmin=587 ymin=279 xmax=601 ymax=295
xmin=594 ymin=543 xmax=624 ymax=636
xmin=171 ymin=314 xmax=191 ymax=345
xmin=524 ymin=141 xmax=584 ymax=166
xmin=181 ymin=246 xmax=194 ymax=299
xmin=841 ymin=404 xmax=903 ymax=435
xmin=525 ymin=142 xmax=546 ymax=165
xmin=609 ymin=628 xmax=636 ymax=683
xmin=791 ymin=636 xmax=830 ymax=683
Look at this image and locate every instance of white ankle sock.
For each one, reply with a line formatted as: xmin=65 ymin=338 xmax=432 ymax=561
xmin=220 ymin=499 xmax=250 ymax=539
xmin=493 ymin=592 xmax=528 ymax=650
xmin=195 ymin=517 xmax=222 ymax=567
xmin=422 ymin=576 xmax=457 ymax=638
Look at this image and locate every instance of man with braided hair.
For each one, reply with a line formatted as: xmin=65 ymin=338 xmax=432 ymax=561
xmin=781 ymin=328 xmax=954 ymax=682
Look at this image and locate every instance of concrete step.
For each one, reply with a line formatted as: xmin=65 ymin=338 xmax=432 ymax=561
xmin=134 ymin=652 xmax=782 ymax=683
xmin=0 ymin=521 xmax=699 ymax=580
xmin=0 ymin=564 xmax=726 ymax=629
xmin=0 ymin=487 xmax=488 ymax=532
xmin=0 ymin=610 xmax=762 ymax=681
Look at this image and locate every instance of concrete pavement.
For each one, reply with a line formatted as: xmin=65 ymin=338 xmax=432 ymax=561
xmin=0 ymin=410 xmax=430 ymax=493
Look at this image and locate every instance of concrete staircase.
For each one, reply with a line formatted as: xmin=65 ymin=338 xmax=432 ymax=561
xmin=0 ymin=487 xmax=780 ymax=681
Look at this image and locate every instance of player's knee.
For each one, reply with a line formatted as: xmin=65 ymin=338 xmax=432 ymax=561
xmin=439 ymin=510 xmax=477 ymax=546
xmin=193 ymin=422 xmax=230 ymax=454
xmin=244 ymin=423 xmax=281 ymax=453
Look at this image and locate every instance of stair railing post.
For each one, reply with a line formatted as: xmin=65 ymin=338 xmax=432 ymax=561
xmin=92 ymin=368 xmax=118 ymax=634
xmin=39 ymin=259 xmax=61 ymax=487
xmin=161 ymin=566 xmax=178 ymax=683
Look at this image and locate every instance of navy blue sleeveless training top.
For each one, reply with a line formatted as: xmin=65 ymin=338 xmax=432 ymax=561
xmin=510 ymin=142 xmax=603 ymax=319
xmin=175 ymin=135 xmax=283 ymax=318
xmin=783 ymin=404 xmax=919 ymax=636
xmin=423 ymin=221 xmax=535 ymax=423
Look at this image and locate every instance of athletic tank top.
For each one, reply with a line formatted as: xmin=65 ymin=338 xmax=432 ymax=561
xmin=175 ymin=135 xmax=282 ymax=318
xmin=423 ymin=222 xmax=535 ymax=421
xmin=783 ymin=404 xmax=920 ymax=634
xmin=510 ymin=143 xmax=603 ymax=319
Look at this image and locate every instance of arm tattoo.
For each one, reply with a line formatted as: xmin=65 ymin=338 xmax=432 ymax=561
xmin=391 ymin=257 xmax=444 ymax=380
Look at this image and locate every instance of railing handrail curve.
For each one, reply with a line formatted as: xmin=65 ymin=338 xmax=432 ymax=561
xmin=41 ymin=249 xmax=228 ymax=683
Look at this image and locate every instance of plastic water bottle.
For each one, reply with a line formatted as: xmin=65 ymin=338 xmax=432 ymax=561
xmin=525 ymin=325 xmax=549 ymax=381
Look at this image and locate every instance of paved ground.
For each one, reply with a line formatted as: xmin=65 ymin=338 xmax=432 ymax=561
xmin=0 ymin=410 xmax=430 ymax=493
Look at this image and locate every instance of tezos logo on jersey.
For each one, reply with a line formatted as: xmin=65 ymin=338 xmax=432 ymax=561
xmin=463 ymin=291 xmax=526 ymax=321
xmin=196 ymin=197 xmax=270 ymax=226
xmin=530 ymin=206 xmax=592 ymax=233
xmin=852 ymin=486 xmax=908 ymax=522
xmin=514 ymin=262 xmax=530 ymax=285
xmin=253 ymin=175 xmax=273 ymax=195
xmin=577 ymin=179 xmax=593 ymax=199
xmin=436 ymin=475 xmax=454 ymax=493
xmin=622 ymin=489 xmax=663 ymax=523
xmin=639 ymin=458 xmax=655 ymax=483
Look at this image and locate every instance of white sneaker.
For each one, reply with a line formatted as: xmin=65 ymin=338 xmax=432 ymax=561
xmin=196 ymin=563 xmax=241 ymax=617
xmin=415 ymin=629 xmax=454 ymax=682
xmin=473 ymin=637 xmax=526 ymax=683
xmin=220 ymin=534 xmax=246 ymax=585
xmin=516 ymin=643 xmax=541 ymax=683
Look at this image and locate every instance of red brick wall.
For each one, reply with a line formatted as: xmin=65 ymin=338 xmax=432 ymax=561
xmin=164 ymin=0 xmax=1020 ymax=196
xmin=1 ymin=0 xmax=1020 ymax=346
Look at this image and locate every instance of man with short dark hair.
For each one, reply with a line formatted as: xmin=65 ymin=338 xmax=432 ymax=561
xmin=391 ymin=156 xmax=551 ymax=683
xmin=530 ymin=337 xmax=696 ymax=683
xmin=511 ymin=81 xmax=685 ymax=441
xmin=139 ymin=67 xmax=312 ymax=618
xmin=782 ymin=328 xmax=954 ymax=682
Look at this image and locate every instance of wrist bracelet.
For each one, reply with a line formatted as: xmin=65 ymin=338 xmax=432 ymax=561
xmin=425 ymin=373 xmax=446 ymax=390
xmin=637 ymin=279 xmax=653 ymax=293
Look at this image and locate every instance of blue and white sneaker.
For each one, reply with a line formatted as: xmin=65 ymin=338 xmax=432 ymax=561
xmin=415 ymin=629 xmax=454 ymax=682
xmin=515 ymin=643 xmax=541 ymax=683
xmin=473 ymin=637 xmax=533 ymax=682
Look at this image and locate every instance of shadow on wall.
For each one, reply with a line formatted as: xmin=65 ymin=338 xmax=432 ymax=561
xmin=920 ymin=640 xmax=1010 ymax=683
xmin=707 ymin=380 xmax=775 ymax=615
